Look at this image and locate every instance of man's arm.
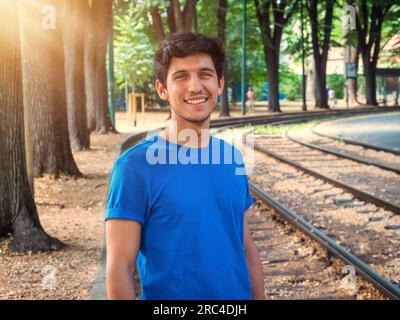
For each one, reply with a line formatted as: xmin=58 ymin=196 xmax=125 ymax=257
xmin=244 ymin=214 xmax=266 ymax=300
xmin=106 ymin=219 xmax=141 ymax=300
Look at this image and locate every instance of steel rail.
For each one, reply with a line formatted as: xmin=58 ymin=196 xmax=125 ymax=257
xmin=249 ymin=136 xmax=400 ymax=215
xmin=285 ymin=131 xmax=400 ymax=175
xmin=249 ymin=182 xmax=400 ymax=300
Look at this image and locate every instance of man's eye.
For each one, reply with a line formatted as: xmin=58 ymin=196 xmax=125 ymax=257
xmin=174 ymin=74 xmax=187 ymax=80
xmin=201 ymin=73 xmax=213 ymax=78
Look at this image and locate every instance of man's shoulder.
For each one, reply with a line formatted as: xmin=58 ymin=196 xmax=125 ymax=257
xmin=116 ymin=134 xmax=158 ymax=168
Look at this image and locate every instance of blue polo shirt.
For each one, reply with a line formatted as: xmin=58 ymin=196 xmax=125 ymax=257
xmin=104 ymin=133 xmax=254 ymax=300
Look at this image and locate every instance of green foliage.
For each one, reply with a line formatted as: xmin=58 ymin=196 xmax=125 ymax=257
xmin=226 ymin=1 xmax=266 ymax=96
xmin=280 ymin=65 xmax=302 ymax=101
xmin=327 ymin=74 xmax=345 ymax=99
xmin=113 ymin=1 xmax=158 ymax=89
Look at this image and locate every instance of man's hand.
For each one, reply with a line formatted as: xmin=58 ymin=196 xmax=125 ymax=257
xmin=106 ymin=219 xmax=141 ymax=300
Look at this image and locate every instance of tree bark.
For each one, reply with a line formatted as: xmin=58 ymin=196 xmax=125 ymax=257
xmin=346 ymin=44 xmax=360 ymax=104
xmin=0 ymin=0 xmax=64 ymax=252
xmin=63 ymin=0 xmax=91 ymax=150
xmin=166 ymin=5 xmax=177 ymax=34
xmin=153 ymin=0 xmax=197 ymax=40
xmin=355 ymin=1 xmax=391 ymax=106
xmin=255 ymin=0 xmax=295 ymax=112
xmin=307 ymin=0 xmax=334 ymax=109
xmin=170 ymin=0 xmax=184 ymax=31
xmin=85 ymin=0 xmax=117 ymax=133
xmin=218 ymin=0 xmax=230 ymax=117
xmin=150 ymin=7 xmax=166 ymax=44
xmin=183 ymin=0 xmax=197 ymax=31
xmin=265 ymin=48 xmax=281 ymax=112
xmin=19 ymin=0 xmax=81 ymax=178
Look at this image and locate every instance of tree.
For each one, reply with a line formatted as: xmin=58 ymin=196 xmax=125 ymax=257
xmin=354 ymin=0 xmax=395 ymax=106
xmin=19 ymin=0 xmax=81 ymax=178
xmin=149 ymin=0 xmax=198 ymax=43
xmin=85 ymin=0 xmax=117 ymax=133
xmin=0 ymin=0 xmax=64 ymax=252
xmin=218 ymin=0 xmax=230 ymax=117
xmin=62 ymin=0 xmax=91 ymax=150
xmin=306 ymin=0 xmax=334 ymax=109
xmin=254 ymin=0 xmax=298 ymax=112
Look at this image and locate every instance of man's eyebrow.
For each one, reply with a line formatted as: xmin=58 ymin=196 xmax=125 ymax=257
xmin=199 ymin=68 xmax=216 ymax=73
xmin=171 ymin=68 xmax=216 ymax=76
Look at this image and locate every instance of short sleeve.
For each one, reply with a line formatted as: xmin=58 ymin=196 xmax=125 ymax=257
xmin=104 ymin=158 xmax=148 ymax=224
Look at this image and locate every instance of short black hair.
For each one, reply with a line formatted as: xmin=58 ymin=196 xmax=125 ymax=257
xmin=153 ymin=32 xmax=225 ymax=86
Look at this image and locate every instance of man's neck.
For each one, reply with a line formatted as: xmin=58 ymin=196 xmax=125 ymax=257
xmin=160 ymin=115 xmax=211 ymax=148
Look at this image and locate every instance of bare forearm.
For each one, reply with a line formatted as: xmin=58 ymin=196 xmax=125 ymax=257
xmin=106 ymin=265 xmax=136 ymax=300
xmin=245 ymin=240 xmax=265 ymax=300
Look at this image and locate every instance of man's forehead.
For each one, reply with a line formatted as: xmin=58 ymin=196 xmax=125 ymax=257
xmin=168 ymin=53 xmax=216 ymax=73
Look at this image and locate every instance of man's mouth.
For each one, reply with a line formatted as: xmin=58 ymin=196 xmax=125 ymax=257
xmin=184 ymin=97 xmax=209 ymax=105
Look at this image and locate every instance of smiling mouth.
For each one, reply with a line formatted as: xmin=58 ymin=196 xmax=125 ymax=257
xmin=184 ymin=97 xmax=209 ymax=105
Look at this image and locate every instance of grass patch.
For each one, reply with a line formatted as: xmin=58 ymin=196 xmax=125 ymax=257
xmin=254 ymin=118 xmax=324 ymax=135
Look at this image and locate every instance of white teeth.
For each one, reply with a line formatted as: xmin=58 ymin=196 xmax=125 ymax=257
xmin=186 ymin=98 xmax=207 ymax=104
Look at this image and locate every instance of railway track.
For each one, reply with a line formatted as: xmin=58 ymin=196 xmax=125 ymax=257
xmin=117 ymin=108 xmax=400 ymax=299
xmin=251 ymin=132 xmax=400 ymax=214
xmin=286 ymin=130 xmax=400 ymax=175
xmin=288 ymin=126 xmax=400 ymax=173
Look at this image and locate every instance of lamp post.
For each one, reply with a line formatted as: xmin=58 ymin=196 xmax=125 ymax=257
xmin=301 ymin=0 xmax=307 ymax=111
xmin=241 ymin=0 xmax=247 ymax=115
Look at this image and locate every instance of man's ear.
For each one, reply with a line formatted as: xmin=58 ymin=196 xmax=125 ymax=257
xmin=155 ymin=79 xmax=169 ymax=101
xmin=217 ymin=76 xmax=225 ymax=96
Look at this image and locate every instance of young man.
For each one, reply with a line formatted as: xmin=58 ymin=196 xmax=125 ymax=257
xmin=105 ymin=32 xmax=265 ymax=300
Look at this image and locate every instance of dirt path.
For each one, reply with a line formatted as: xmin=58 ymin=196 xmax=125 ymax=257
xmin=0 ymin=132 xmax=129 ymax=300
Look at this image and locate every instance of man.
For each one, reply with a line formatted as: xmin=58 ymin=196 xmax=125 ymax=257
xmin=246 ymin=87 xmax=256 ymax=113
xmin=105 ymin=32 xmax=265 ymax=300
xmin=328 ymin=87 xmax=337 ymax=107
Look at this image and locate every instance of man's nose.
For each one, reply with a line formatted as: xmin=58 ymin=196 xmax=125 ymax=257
xmin=188 ymin=75 xmax=203 ymax=93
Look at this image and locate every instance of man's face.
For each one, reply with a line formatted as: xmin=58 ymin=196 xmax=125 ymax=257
xmin=156 ymin=53 xmax=224 ymax=124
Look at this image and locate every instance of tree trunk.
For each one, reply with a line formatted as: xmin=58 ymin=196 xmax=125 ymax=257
xmin=150 ymin=7 xmax=165 ymax=43
xmin=355 ymin=1 xmax=390 ymax=107
xmin=166 ymin=5 xmax=177 ymax=34
xmin=346 ymin=45 xmax=360 ymax=104
xmin=265 ymin=49 xmax=281 ymax=112
xmin=0 ymin=0 xmax=64 ymax=252
xmin=153 ymin=0 xmax=197 ymax=39
xmin=255 ymin=0 xmax=295 ymax=113
xmin=85 ymin=0 xmax=117 ymax=133
xmin=308 ymin=0 xmax=334 ymax=109
xmin=218 ymin=0 xmax=230 ymax=117
xmin=314 ymin=63 xmax=328 ymax=108
xmin=63 ymin=0 xmax=91 ymax=150
xmin=364 ymin=62 xmax=378 ymax=106
xmin=170 ymin=0 xmax=184 ymax=31
xmin=19 ymin=0 xmax=82 ymax=178
xmin=183 ymin=0 xmax=197 ymax=31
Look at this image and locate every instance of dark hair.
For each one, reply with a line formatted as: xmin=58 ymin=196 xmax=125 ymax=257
xmin=153 ymin=32 xmax=225 ymax=86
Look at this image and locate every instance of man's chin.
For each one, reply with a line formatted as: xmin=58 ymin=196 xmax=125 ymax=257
xmin=184 ymin=113 xmax=212 ymax=124
xmin=173 ymin=108 xmax=215 ymax=125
